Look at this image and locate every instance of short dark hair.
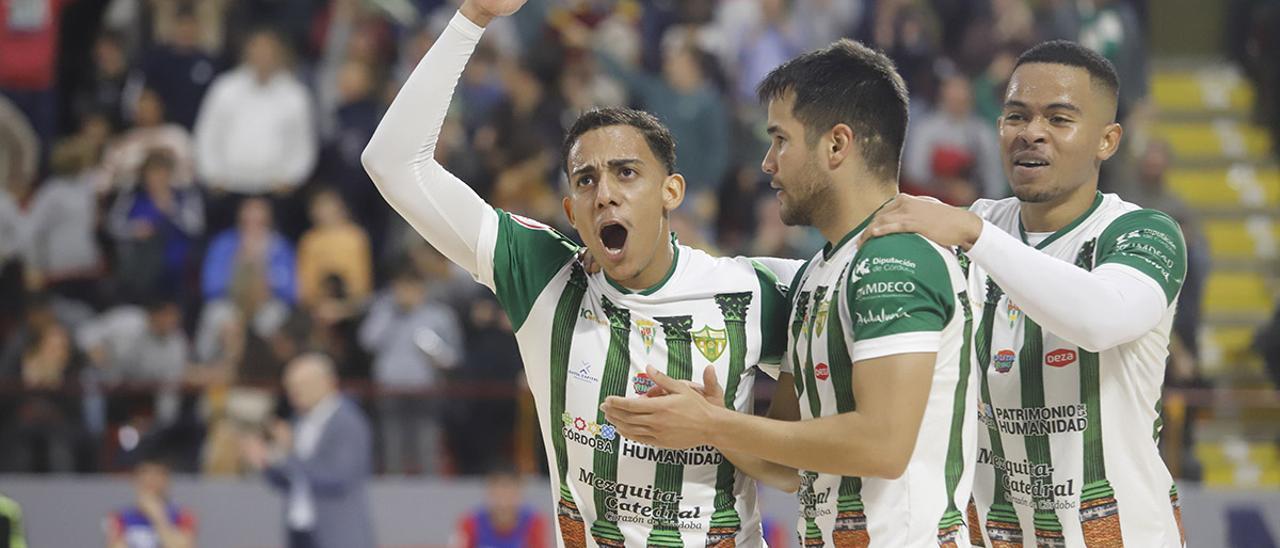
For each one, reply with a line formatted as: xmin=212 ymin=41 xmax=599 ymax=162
xmin=757 ymin=39 xmax=909 ymax=180
xmin=1015 ymin=40 xmax=1120 ymax=98
xmin=562 ymin=107 xmax=677 ymax=177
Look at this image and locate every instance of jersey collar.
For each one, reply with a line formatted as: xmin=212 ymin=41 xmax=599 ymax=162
xmin=822 ymin=198 xmax=893 ymax=261
xmin=604 ymin=233 xmax=681 ymax=296
xmin=1018 ymin=191 xmax=1104 ymax=250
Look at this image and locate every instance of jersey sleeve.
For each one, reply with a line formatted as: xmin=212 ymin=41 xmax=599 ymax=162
xmin=846 ymin=233 xmax=955 ymax=363
xmin=1094 ymin=209 xmax=1187 ymax=304
xmin=488 ymin=210 xmax=581 ymax=331
xmin=752 ymin=260 xmax=791 ymax=373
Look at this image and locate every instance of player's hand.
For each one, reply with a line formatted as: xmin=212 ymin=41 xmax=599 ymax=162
xmin=460 ymin=0 xmax=528 ymax=26
xmin=601 ymin=365 xmax=723 ymax=449
xmin=858 ymin=193 xmax=984 ymax=250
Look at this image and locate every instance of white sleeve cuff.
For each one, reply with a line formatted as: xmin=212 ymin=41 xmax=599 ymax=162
xmin=851 ymin=331 xmax=942 ymax=363
xmin=449 ymin=10 xmax=487 ymax=41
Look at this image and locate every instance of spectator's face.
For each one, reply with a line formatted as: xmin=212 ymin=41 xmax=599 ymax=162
xmin=1139 ymin=142 xmax=1171 ymax=186
xmin=245 ymin=34 xmax=284 ymax=79
xmin=998 ymin=63 xmax=1122 ymax=203
xmin=96 ymin=38 xmax=127 ymax=78
xmin=663 ymin=49 xmax=702 ymax=92
xmin=391 ymin=277 xmax=425 ymax=310
xmin=134 ymin=462 xmax=170 ymax=496
xmin=136 ymin=91 xmax=165 ymax=127
xmin=284 ymin=358 xmax=336 ymax=413
xmin=309 ymin=192 xmax=346 ymax=227
xmin=485 ymin=474 xmax=522 ymax=517
xmin=172 ymin=16 xmax=200 ymax=49
xmin=238 ymin=199 xmax=273 ymax=234
xmin=148 ymin=305 xmax=182 ymax=335
xmin=337 ymin=62 xmax=374 ymax=104
xmin=762 ymin=93 xmax=833 ymax=227
xmin=940 ymin=76 xmax=973 ymax=118
xmin=562 ymin=125 xmax=685 ymax=285
xmin=143 ymin=162 xmax=174 ymax=191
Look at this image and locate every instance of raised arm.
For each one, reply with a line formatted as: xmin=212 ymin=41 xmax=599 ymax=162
xmin=360 ymin=4 xmax=507 ymax=283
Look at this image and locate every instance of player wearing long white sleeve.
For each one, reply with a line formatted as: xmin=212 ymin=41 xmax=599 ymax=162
xmin=360 ymin=1 xmax=802 ymax=546
xmin=863 ymin=41 xmax=1188 ymax=547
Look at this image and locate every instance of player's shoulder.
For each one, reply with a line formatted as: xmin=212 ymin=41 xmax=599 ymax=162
xmin=968 ymin=196 xmax=1021 ymax=221
xmin=854 ymin=232 xmax=955 ymax=267
xmin=1095 ymin=194 xmax=1181 ymax=234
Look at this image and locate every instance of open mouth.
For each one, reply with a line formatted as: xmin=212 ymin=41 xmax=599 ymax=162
xmin=599 ymin=222 xmax=628 ymax=256
xmin=1014 ymin=159 xmax=1050 ymax=168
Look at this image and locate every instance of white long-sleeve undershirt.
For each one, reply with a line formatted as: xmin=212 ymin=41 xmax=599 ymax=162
xmin=967 ymin=219 xmax=1168 ymax=352
xmin=360 ymin=11 xmax=498 ymax=288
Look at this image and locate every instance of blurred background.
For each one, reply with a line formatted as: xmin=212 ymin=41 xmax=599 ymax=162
xmin=0 ymin=0 xmax=1278 ymax=546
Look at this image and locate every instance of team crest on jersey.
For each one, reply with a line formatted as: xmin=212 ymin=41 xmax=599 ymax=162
xmin=994 ymin=349 xmax=1016 ymax=373
xmin=635 ymin=319 xmax=657 ymax=353
xmin=1007 ymin=299 xmax=1022 ymax=328
xmin=692 ymin=326 xmax=728 ymax=362
xmin=814 ymin=301 xmax=830 ymax=334
xmin=632 ymin=372 xmax=655 ymax=394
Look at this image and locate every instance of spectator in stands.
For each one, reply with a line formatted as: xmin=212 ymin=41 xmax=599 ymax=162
xmin=0 ymin=491 xmax=28 ymax=548
xmin=0 ymin=95 xmax=37 ymax=328
xmin=0 ymin=322 xmax=86 ymax=473
xmin=1128 ymin=139 xmax=1208 ymax=385
xmin=0 ymin=0 xmax=69 ymax=153
xmin=1078 ymin=0 xmax=1149 ymax=121
xmin=297 ymin=187 xmax=371 ymax=309
xmin=903 ymin=72 xmax=1004 ymax=202
xmin=596 ymin=42 xmax=730 ymax=199
xmin=447 ymin=292 xmax=519 ymax=476
xmin=80 ymin=296 xmax=187 ymax=378
xmin=360 ymin=263 xmax=462 ymax=475
xmin=105 ymin=456 xmax=197 ymax=548
xmin=241 ymin=353 xmax=376 ymax=548
xmin=201 ymin=197 xmax=296 ymax=304
xmin=72 ymin=31 xmax=132 ymax=131
xmin=99 ymin=89 xmax=196 ymax=192
xmin=449 ymin=466 xmax=548 ymax=548
xmin=108 ymin=150 xmax=204 ymax=300
xmin=319 ymin=61 xmax=387 ymax=248
xmin=140 ymin=8 xmax=219 ymax=131
xmin=24 ymin=130 xmax=108 ymax=307
xmin=194 ymin=29 xmax=316 ymax=233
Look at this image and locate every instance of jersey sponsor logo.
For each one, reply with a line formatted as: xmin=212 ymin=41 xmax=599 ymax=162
xmin=798 ymin=474 xmax=834 ymax=518
xmin=632 ymin=372 xmax=655 ymax=394
xmin=990 ymin=404 xmax=1089 ymax=436
xmin=994 ymin=349 xmax=1017 ymax=373
xmin=854 ymin=306 xmax=912 ymax=326
xmin=692 ymin=326 xmax=728 ymax=362
xmin=580 ymin=307 xmax=608 ymax=326
xmin=1045 ymin=348 xmax=1077 ymax=367
xmin=578 ymin=469 xmax=707 ymax=529
xmin=635 ymin=319 xmax=657 ymax=353
xmin=814 ymin=362 xmax=830 ymax=381
xmin=855 ymin=280 xmax=916 ymax=299
xmin=570 ymin=361 xmax=600 ymax=384
xmin=621 ymin=440 xmax=724 ymax=465
xmin=853 ymin=259 xmax=871 ymax=277
xmin=814 ymin=300 xmax=830 ymax=334
xmin=562 ymin=413 xmax=616 ymax=452
xmin=871 ymin=256 xmax=917 ymax=272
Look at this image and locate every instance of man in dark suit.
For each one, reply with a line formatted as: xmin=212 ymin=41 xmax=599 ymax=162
xmin=242 ymin=352 xmax=376 ymax=548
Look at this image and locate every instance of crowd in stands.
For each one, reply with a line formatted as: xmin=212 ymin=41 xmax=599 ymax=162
xmin=1 ymin=0 xmax=1205 ymax=477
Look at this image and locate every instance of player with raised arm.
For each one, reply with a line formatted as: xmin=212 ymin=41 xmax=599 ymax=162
xmin=360 ymin=1 xmax=802 ymax=545
xmin=603 ymin=40 xmax=979 ymax=547
xmin=860 ymin=41 xmax=1188 ymax=547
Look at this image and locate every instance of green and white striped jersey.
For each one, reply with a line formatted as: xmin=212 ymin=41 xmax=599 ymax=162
xmin=967 ymin=193 xmax=1187 ymax=548
xmin=478 ymin=211 xmax=795 ymax=548
xmin=782 ymin=214 xmax=978 ymax=547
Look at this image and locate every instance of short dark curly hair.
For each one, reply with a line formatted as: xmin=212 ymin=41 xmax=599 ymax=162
xmin=561 ymin=107 xmax=677 ymax=176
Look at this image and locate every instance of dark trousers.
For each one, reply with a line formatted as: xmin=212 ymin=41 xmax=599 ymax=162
xmin=288 ymin=528 xmax=317 ymax=548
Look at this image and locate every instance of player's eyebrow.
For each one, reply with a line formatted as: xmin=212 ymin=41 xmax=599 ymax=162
xmin=570 ymin=158 xmax=641 ymax=178
xmin=1003 ymin=100 xmax=1083 ymax=114
xmin=766 ymin=125 xmax=783 ymax=136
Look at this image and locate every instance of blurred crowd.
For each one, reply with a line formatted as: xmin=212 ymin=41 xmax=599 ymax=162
xmin=0 ymin=0 xmax=1215 ymax=478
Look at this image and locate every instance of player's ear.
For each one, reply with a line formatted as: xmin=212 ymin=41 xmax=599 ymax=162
xmin=1097 ymin=122 xmax=1123 ymax=162
xmin=563 ymin=196 xmax=577 ymax=229
xmin=827 ymin=123 xmax=854 ymax=170
xmin=662 ymin=172 xmax=686 ymax=213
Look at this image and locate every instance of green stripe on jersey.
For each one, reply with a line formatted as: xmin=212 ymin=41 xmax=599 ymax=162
xmin=828 ymin=284 xmax=869 ymax=535
xmin=938 ymin=290 xmax=975 ymax=535
xmin=977 ymin=279 xmax=1023 ymax=542
xmin=710 ymin=292 xmax=753 ymax=531
xmin=797 ymin=287 xmax=825 ymax=538
xmin=551 ymin=266 xmax=589 ymax=485
xmin=590 ymin=298 xmax=631 ymax=545
xmin=645 ymin=316 xmax=694 ymax=546
xmin=1018 ymin=319 xmax=1064 ymax=536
